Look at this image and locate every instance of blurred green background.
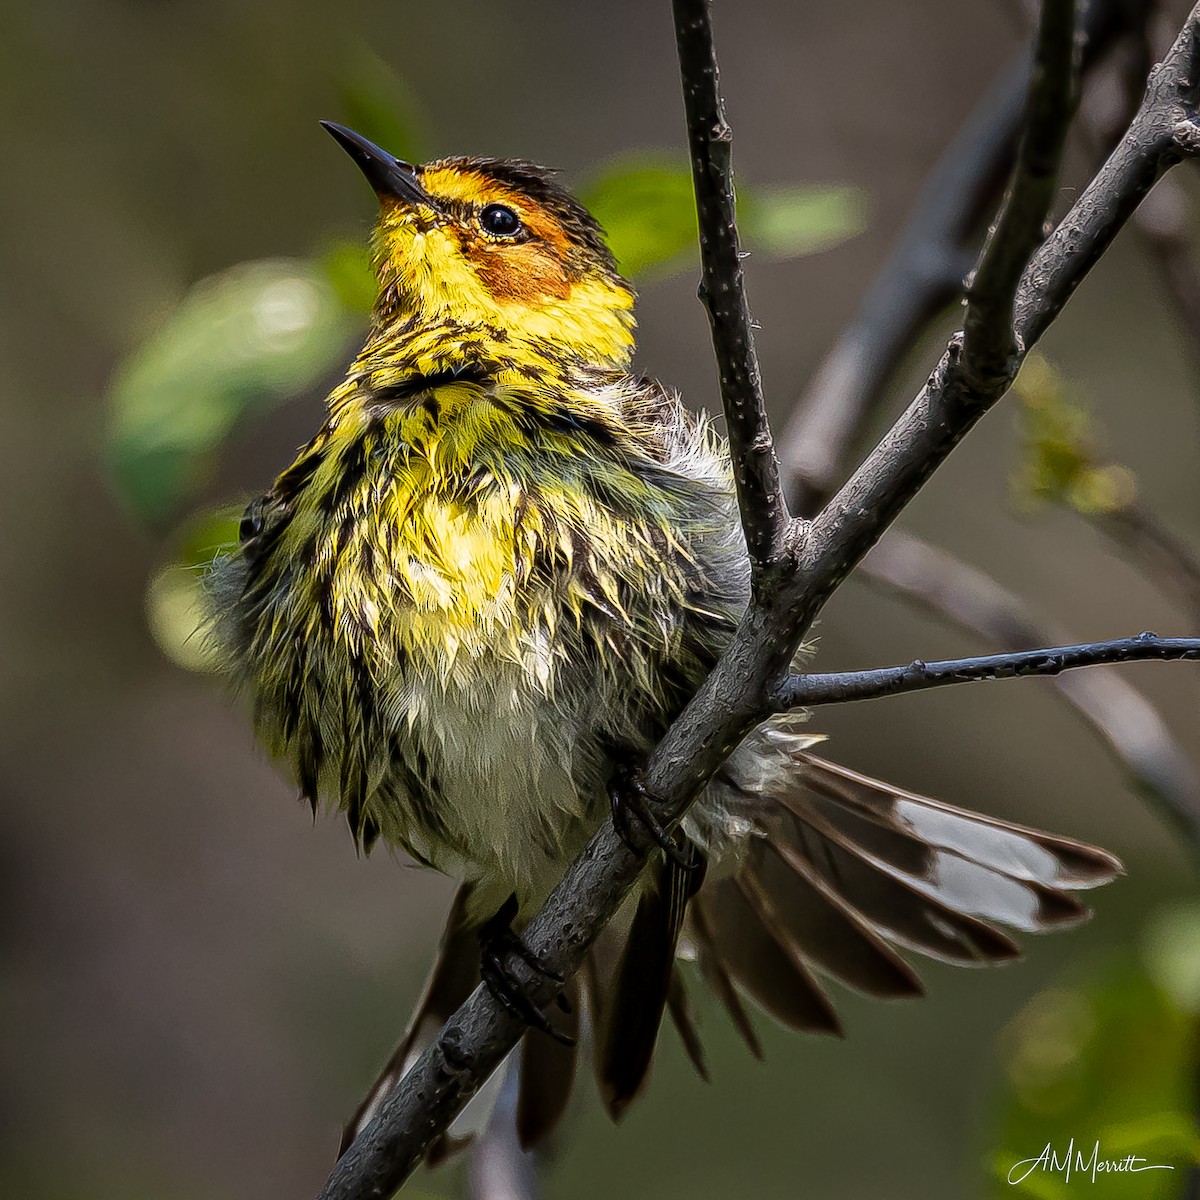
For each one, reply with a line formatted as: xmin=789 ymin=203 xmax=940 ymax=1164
xmin=3 ymin=1 xmax=1200 ymax=1198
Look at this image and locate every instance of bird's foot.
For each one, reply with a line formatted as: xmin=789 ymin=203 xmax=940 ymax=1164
xmin=478 ymin=893 xmax=574 ymax=1046
xmin=608 ymin=761 xmax=699 ymax=871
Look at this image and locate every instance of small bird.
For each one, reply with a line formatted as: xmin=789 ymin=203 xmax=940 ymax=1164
xmin=207 ymin=122 xmax=1123 ymax=1154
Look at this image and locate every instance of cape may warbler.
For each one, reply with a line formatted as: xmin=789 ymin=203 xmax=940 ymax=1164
xmin=207 ymin=122 xmax=1122 ymax=1151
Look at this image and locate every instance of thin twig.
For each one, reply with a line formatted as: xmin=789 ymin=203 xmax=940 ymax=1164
xmin=774 ymin=633 xmax=1200 ymax=707
xmin=775 ymin=0 xmax=1200 ymax=819
xmin=780 ymin=0 xmax=1135 ymax=516
xmin=777 ymin=0 xmax=1200 ymax=814
xmin=794 ymin=2 xmax=1198 ymax=624
xmin=781 ymin=55 xmax=1028 ymax=516
xmin=860 ymin=530 xmax=1200 ymax=848
xmin=672 ymin=0 xmax=790 ymax=577
xmin=964 ymin=0 xmax=1081 ymax=381
xmin=316 ymin=6 xmax=1200 ymax=1196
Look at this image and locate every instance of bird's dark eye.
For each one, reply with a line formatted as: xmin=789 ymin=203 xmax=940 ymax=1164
xmin=479 ymin=204 xmax=522 ymax=237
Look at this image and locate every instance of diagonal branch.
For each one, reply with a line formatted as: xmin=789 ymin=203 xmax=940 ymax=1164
xmin=773 ymin=0 xmax=1200 ymax=827
xmin=316 ymin=5 xmax=1200 ymax=1197
xmin=781 ymin=55 xmax=1028 ymax=516
xmin=793 ymin=0 xmax=1199 ymax=625
xmin=1012 ymin=17 xmax=1200 ymax=349
xmin=672 ymin=0 xmax=790 ymax=578
xmin=1075 ymin=3 xmax=1200 ymax=385
xmin=773 ymin=633 xmax=1200 ymax=707
xmin=963 ymin=0 xmax=1081 ymax=383
xmin=780 ymin=0 xmax=1137 ymax=516
xmin=861 ymin=530 xmax=1200 ymax=849
xmin=785 ymin=0 xmax=1085 ymax=622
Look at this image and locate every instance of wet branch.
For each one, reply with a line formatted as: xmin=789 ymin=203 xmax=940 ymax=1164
xmin=790 ymin=0 xmax=1080 ymax=616
xmin=316 ymin=4 xmax=1200 ymax=1197
xmin=774 ymin=633 xmax=1200 ymax=708
xmin=673 ymin=0 xmax=789 ymax=578
xmin=860 ymin=530 xmax=1200 ymax=849
xmin=776 ymin=0 xmax=1200 ymax=820
xmin=963 ymin=0 xmax=1081 ymax=382
xmin=780 ymin=0 xmax=1136 ymax=516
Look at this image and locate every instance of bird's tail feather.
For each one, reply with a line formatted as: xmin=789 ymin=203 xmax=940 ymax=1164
xmin=681 ymin=750 xmax=1122 ymax=1056
xmin=340 ymin=751 xmax=1122 ymax=1158
xmin=589 ymin=850 xmax=706 ymax=1119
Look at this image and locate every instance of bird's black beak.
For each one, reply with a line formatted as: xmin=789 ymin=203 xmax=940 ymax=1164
xmin=320 ymin=121 xmax=432 ymax=208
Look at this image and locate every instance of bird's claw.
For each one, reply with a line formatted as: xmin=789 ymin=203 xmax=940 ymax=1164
xmin=478 ymin=893 xmax=575 ymax=1046
xmin=608 ymin=762 xmax=699 ymax=871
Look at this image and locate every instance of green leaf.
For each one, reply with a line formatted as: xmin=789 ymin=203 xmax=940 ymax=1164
xmin=1143 ymin=900 xmax=1200 ymax=1014
xmin=580 ymin=154 xmax=866 ymax=281
xmin=740 ymin=184 xmax=867 ymax=259
xmin=107 ymin=259 xmax=357 ymax=525
xmin=987 ymin=948 xmax=1198 ymax=1200
xmin=146 ymin=505 xmax=242 ymax=674
xmin=1011 ymin=353 xmax=1139 ymax=516
xmin=579 ymin=158 xmax=700 ymax=279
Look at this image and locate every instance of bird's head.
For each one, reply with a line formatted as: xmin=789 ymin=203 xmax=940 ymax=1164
xmin=322 ymin=122 xmax=636 ymax=371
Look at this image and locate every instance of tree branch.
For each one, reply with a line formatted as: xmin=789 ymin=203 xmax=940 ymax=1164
xmin=1070 ymin=2 xmax=1200 ymax=394
xmin=963 ymin=0 xmax=1081 ymax=381
xmin=774 ymin=633 xmax=1200 ymax=707
xmin=774 ymin=0 xmax=1200 ymax=828
xmin=781 ymin=55 xmax=1027 ymax=516
xmin=316 ymin=5 xmax=1200 ymax=1197
xmin=1069 ymin=24 xmax=1200 ymax=620
xmin=780 ymin=0 xmax=1137 ymax=516
xmin=792 ymin=0 xmax=1200 ymax=623
xmin=1012 ymin=18 xmax=1200 ymax=349
xmin=1077 ymin=4 xmax=1200 ymax=359
xmin=860 ymin=530 xmax=1200 ymax=849
xmin=786 ymin=0 xmax=1091 ymax=615
xmin=672 ymin=0 xmax=790 ymax=578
